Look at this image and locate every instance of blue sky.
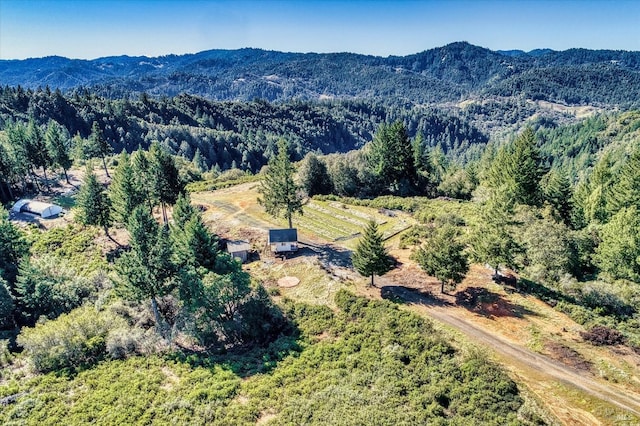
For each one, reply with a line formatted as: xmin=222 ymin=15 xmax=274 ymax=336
xmin=1 ymin=0 xmax=638 ymax=59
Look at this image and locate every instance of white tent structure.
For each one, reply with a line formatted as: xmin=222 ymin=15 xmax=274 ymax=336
xmin=11 ymin=199 xmax=63 ymax=219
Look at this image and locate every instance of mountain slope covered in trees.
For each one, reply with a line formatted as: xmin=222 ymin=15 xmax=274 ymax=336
xmin=2 ymin=42 xmax=640 ymax=107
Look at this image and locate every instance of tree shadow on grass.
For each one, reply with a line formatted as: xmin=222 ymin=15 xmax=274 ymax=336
xmin=168 ymin=314 xmax=303 ymax=379
xmin=298 ymin=242 xmax=353 ymax=269
xmin=454 ymin=287 xmax=539 ymax=319
xmin=380 ymin=284 xmax=454 ymax=308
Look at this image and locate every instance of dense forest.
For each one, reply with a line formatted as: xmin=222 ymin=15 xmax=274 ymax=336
xmin=2 ymin=42 xmax=640 ymax=107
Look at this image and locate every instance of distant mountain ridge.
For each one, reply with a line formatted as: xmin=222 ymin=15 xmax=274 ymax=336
xmin=1 ymin=42 xmax=639 ymax=107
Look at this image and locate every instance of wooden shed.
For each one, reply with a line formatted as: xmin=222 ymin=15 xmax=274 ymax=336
xmin=268 ymin=228 xmax=298 ymax=253
xmin=227 ymin=240 xmax=251 ymax=263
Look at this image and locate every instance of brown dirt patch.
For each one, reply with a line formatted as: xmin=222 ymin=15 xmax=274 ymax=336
xmin=277 ymin=276 xmax=300 ymax=288
xmin=545 ymin=341 xmax=593 ymax=372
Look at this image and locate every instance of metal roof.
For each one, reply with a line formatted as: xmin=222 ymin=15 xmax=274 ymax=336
xmin=227 ymin=240 xmax=251 ymax=252
xmin=268 ymin=228 xmax=298 ymax=243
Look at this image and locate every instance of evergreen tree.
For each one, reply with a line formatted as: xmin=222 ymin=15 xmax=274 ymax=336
xmin=413 ymin=225 xmax=469 ymax=293
xmin=108 ymin=151 xmax=144 ymax=225
xmin=366 ymin=121 xmax=416 ymax=195
xmin=471 ymin=191 xmax=518 ymax=276
xmin=0 ymin=277 xmax=15 ymax=330
xmin=299 ymin=153 xmax=332 ymax=196
xmin=594 ymin=207 xmax=640 ymax=282
xmin=542 ymin=168 xmax=574 ymax=226
xmin=0 ymin=143 xmax=15 ymax=201
xmin=412 ymin=133 xmax=437 ymax=196
xmin=485 ymin=127 xmax=544 ymax=206
xmin=88 ymin=121 xmax=112 ymax=178
xmin=609 ymin=145 xmax=640 ymax=215
xmin=351 ymin=220 xmax=392 ymax=287
xmin=26 ymin=119 xmax=52 ymax=191
xmin=258 ymin=139 xmax=303 ymax=229
xmin=0 ymin=205 xmax=29 ymax=284
xmin=175 ymin=215 xmax=219 ymax=272
xmin=131 ymin=148 xmax=156 ymax=212
xmin=172 ymin=192 xmax=197 ymax=230
xmin=45 ymin=120 xmax=72 ymax=185
xmin=192 ymin=148 xmax=208 ymax=173
xmin=149 ymin=143 xmax=182 ymax=225
xmin=76 ymin=165 xmax=114 ymax=242
xmin=572 ymin=151 xmax=615 ymax=227
xmin=115 ymin=206 xmax=176 ymax=337
xmin=7 ymin=122 xmax=31 ymax=193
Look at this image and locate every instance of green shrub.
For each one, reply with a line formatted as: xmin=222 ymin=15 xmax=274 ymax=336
xmin=14 ymin=255 xmax=98 ymax=325
xmin=0 ymin=277 xmax=15 ymax=330
xmin=29 ymin=225 xmax=107 ymax=275
xmin=17 ymin=306 xmax=126 ymax=373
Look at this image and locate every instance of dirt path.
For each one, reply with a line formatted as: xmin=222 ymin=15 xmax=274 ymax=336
xmin=378 ymin=284 xmax=640 ymax=422
xmin=196 ymin=186 xmax=640 ymax=423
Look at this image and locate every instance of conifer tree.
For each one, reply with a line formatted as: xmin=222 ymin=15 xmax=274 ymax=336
xmin=0 ymin=277 xmax=15 ymax=330
xmin=485 ymin=127 xmax=543 ymax=206
xmin=131 ymin=148 xmax=156 ymax=212
xmin=573 ymin=151 xmax=615 ymax=225
xmin=172 ymin=192 xmax=197 ymax=230
xmin=149 ymin=143 xmax=182 ymax=225
xmin=109 ymin=151 xmax=144 ymax=225
xmin=299 ymin=153 xmax=332 ymax=196
xmin=175 ymin=215 xmax=219 ymax=272
xmin=258 ymin=139 xmax=303 ymax=229
xmin=192 ymin=148 xmax=208 ymax=173
xmin=543 ymin=168 xmax=573 ymax=226
xmin=6 ymin=123 xmax=30 ymax=193
xmin=115 ymin=206 xmax=176 ymax=337
xmin=471 ymin=191 xmax=518 ymax=276
xmin=351 ymin=220 xmax=392 ymax=287
xmin=609 ymin=145 xmax=640 ymax=215
xmin=0 ymin=143 xmax=15 ymax=201
xmin=27 ymin=119 xmax=52 ymax=191
xmin=414 ymin=225 xmax=469 ymax=293
xmin=594 ymin=207 xmax=640 ymax=282
xmin=366 ymin=121 xmax=416 ymax=194
xmin=88 ymin=121 xmax=112 ymax=178
xmin=76 ymin=165 xmax=114 ymax=243
xmin=45 ymin=120 xmax=72 ymax=185
xmin=0 ymin=205 xmax=28 ymax=284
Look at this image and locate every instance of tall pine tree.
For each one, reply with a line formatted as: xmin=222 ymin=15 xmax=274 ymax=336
xmin=149 ymin=143 xmax=182 ymax=225
xmin=76 ymin=164 xmax=114 ymax=243
xmin=115 ymin=206 xmax=176 ymax=337
xmin=258 ymin=139 xmax=303 ymax=229
xmin=351 ymin=220 xmax=392 ymax=287
xmin=485 ymin=127 xmax=544 ymax=206
xmin=109 ymin=151 xmax=144 ymax=225
xmin=366 ymin=121 xmax=416 ymax=195
xmin=45 ymin=120 xmax=73 ymax=185
xmin=88 ymin=121 xmax=112 ymax=178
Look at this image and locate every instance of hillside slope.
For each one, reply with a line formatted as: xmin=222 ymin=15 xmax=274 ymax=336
xmin=2 ymin=42 xmax=639 ymax=107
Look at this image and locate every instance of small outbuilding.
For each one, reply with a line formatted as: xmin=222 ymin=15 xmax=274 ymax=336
xmin=11 ymin=199 xmax=63 ymax=219
xmin=227 ymin=240 xmax=251 ymax=263
xmin=268 ymin=228 xmax=298 ymax=253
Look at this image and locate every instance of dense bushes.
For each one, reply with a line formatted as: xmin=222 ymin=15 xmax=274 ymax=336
xmin=2 ymin=292 xmax=534 ymax=425
xmin=580 ymin=326 xmax=627 ymax=346
xmin=17 ymin=306 xmax=125 ymax=372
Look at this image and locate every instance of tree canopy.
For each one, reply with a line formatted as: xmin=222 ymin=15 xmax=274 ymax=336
xmin=351 ymin=220 xmax=392 ymax=287
xmin=258 ymin=139 xmax=303 ymax=229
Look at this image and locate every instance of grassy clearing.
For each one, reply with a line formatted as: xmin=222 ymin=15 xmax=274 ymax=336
xmin=248 ymin=257 xmax=355 ymax=307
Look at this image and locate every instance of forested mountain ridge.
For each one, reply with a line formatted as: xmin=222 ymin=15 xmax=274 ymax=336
xmin=0 ymin=87 xmax=489 ymax=174
xmin=2 ymin=42 xmax=639 ymax=106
